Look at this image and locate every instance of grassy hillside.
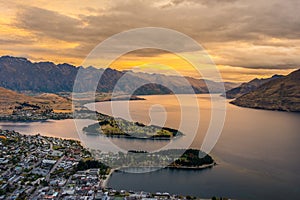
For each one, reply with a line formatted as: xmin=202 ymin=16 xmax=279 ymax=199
xmin=224 ymin=75 xmax=283 ymax=99
xmin=0 ymin=87 xmax=72 ymax=114
xmin=231 ymin=69 xmax=300 ymax=112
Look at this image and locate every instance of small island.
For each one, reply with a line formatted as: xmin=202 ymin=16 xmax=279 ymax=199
xmin=168 ymin=149 xmax=215 ymax=169
xmin=83 ymin=117 xmax=183 ymax=140
xmin=94 ymin=148 xmax=215 ymax=171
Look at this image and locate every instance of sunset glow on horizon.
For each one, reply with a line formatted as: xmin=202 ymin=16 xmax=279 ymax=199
xmin=0 ymin=0 xmax=299 ymax=82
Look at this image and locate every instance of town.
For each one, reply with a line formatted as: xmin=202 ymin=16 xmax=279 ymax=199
xmin=0 ymin=130 xmax=223 ymax=200
xmin=0 ymin=105 xmax=99 ymax=122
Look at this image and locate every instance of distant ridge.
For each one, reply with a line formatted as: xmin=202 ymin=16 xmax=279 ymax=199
xmin=0 ymin=56 xmax=77 ymax=92
xmin=231 ymin=69 xmax=300 ymax=112
xmin=0 ymin=56 xmax=237 ymax=94
xmin=224 ymin=74 xmax=284 ymax=99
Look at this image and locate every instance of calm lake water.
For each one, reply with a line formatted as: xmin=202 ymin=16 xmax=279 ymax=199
xmin=0 ymin=94 xmax=299 ymax=199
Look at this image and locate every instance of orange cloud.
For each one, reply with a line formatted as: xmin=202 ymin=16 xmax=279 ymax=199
xmin=0 ymin=0 xmax=299 ymax=82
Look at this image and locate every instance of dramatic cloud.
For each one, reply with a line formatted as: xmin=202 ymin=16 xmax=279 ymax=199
xmin=0 ymin=0 xmax=299 ymax=81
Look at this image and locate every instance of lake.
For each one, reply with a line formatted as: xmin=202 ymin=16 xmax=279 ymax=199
xmin=0 ymin=94 xmax=299 ymax=199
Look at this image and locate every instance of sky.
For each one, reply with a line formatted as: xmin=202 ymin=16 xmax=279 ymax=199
xmin=0 ymin=0 xmax=299 ymax=82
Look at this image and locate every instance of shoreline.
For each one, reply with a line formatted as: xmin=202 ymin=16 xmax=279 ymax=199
xmin=83 ymin=131 xmax=182 ymax=141
xmin=115 ymin=163 xmax=216 ymax=172
xmin=102 ymin=163 xmax=216 ymax=188
xmin=230 ymin=101 xmax=300 ymax=113
xmin=102 ymin=167 xmax=119 ymax=188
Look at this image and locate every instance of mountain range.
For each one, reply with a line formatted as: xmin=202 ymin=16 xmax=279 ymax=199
xmin=0 ymin=56 xmax=237 ymax=94
xmin=231 ymin=69 xmax=300 ymax=112
xmin=224 ymin=74 xmax=284 ymax=99
xmin=2 ymin=55 xmax=298 ymax=112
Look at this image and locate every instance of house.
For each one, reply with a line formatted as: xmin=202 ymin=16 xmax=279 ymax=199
xmin=0 ymin=158 xmax=8 ymax=164
xmin=50 ymin=150 xmax=64 ymax=157
xmin=42 ymin=159 xmax=57 ymax=166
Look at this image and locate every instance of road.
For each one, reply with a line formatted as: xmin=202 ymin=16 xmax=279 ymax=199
xmin=45 ymin=155 xmax=65 ymax=181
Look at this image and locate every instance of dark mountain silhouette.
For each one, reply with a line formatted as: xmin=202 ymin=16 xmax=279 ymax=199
xmin=231 ymin=69 xmax=300 ymax=112
xmin=224 ymin=75 xmax=284 ymax=99
xmin=0 ymin=56 xmax=236 ymax=94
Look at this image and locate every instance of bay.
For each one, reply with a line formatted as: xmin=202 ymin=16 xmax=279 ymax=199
xmin=0 ymin=94 xmax=299 ymax=199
